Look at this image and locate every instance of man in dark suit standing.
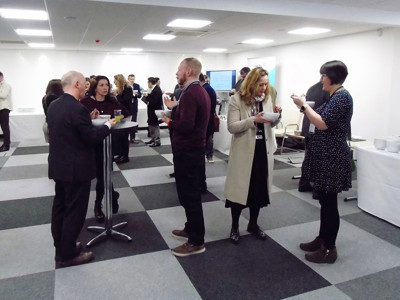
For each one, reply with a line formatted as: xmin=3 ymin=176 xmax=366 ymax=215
xmin=47 ymin=71 xmax=116 ymax=267
xmin=127 ymin=74 xmax=142 ymax=144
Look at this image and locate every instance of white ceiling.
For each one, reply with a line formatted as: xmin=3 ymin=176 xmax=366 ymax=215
xmin=0 ymin=0 xmax=399 ymax=54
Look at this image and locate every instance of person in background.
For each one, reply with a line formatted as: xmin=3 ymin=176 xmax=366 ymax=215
xmin=80 ymin=75 xmax=128 ymax=222
xmin=127 ymin=74 xmax=142 ymax=144
xmin=161 ymin=58 xmax=210 ymax=257
xmin=229 ymin=67 xmax=250 ymax=96
xmin=143 ymin=77 xmax=163 ymax=147
xmin=47 ymin=71 xmax=116 ymax=267
xmin=42 ymin=79 xmax=63 ymax=142
xmin=292 ymin=60 xmax=353 ymax=264
xmin=204 ymin=74 xmax=210 ymax=84
xmin=84 ymin=77 xmax=91 ymax=97
xmin=224 ymin=67 xmax=281 ymax=245
xmin=0 ymin=71 xmax=13 ymax=152
xmin=298 ymin=79 xmax=330 ymax=195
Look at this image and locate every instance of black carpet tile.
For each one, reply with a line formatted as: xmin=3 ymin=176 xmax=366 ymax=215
xmin=76 ymin=211 xmax=169 ymax=266
xmin=148 ymin=144 xmax=173 ymax=154
xmin=117 ymin=155 xmax=172 ymax=170
xmin=12 ymin=145 xmax=49 ymax=155
xmin=90 ymin=171 xmax=131 ymax=191
xmin=0 ymin=196 xmax=53 ymax=230
xmin=177 ymin=236 xmax=330 ymax=300
xmin=0 ymin=271 xmax=55 ymax=300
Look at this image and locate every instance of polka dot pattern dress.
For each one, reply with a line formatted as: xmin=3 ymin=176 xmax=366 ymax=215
xmin=303 ymin=89 xmax=353 ymax=193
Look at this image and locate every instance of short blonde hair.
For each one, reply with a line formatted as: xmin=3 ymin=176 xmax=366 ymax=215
xmin=182 ymin=57 xmax=202 ymax=77
xmin=239 ymin=67 xmax=269 ymax=105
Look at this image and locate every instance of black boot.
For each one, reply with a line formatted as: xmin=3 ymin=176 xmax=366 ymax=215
xmin=94 ymin=201 xmax=105 ymax=223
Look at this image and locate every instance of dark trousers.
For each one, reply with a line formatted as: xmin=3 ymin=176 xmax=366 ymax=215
xmin=318 ymin=192 xmax=339 ymax=249
xmin=51 ymin=180 xmax=91 ymax=260
xmin=174 ymin=148 xmax=205 ymax=246
xmin=129 ymin=100 xmax=138 ymax=140
xmin=299 ymin=136 xmax=312 ymax=189
xmin=112 ymin=131 xmax=129 ymax=157
xmin=0 ymin=109 xmax=10 ymax=146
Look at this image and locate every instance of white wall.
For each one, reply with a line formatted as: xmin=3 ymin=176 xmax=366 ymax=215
xmin=0 ymin=50 xmax=228 ymax=114
xmin=227 ymin=28 xmax=400 ymax=140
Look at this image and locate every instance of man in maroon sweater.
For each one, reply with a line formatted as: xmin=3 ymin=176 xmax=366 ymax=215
xmin=162 ymin=58 xmax=211 ymax=257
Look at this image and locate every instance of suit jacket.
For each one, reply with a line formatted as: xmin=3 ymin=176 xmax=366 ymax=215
xmin=301 ymin=82 xmax=330 ymax=137
xmin=47 ymin=93 xmax=110 ymax=182
xmin=146 ymin=85 xmax=163 ymax=125
xmin=202 ymin=83 xmax=217 ymax=136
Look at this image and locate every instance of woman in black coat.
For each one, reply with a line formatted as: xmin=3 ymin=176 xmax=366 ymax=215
xmin=143 ymin=77 xmax=163 ymax=147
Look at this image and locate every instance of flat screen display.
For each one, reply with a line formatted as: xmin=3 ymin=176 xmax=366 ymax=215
xmin=206 ymin=70 xmax=236 ymax=91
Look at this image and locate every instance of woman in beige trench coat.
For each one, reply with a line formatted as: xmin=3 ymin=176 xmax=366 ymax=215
xmin=224 ymin=67 xmax=281 ymax=244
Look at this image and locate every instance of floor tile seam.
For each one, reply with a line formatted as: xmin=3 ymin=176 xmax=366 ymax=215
xmin=0 ymin=269 xmax=55 ymax=282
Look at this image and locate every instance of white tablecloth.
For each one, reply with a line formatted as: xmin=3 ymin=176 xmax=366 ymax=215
xmin=10 ymin=112 xmax=46 ymax=142
xmin=357 ymin=146 xmax=400 ymax=227
xmin=213 ymin=117 xmax=231 ymax=155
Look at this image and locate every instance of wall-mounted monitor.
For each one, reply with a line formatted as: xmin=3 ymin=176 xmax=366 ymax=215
xmin=206 ymin=70 xmax=236 ymax=91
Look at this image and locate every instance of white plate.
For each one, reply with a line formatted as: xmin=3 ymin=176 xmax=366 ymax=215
xmin=261 ymin=112 xmax=280 ymax=122
xmin=92 ymin=119 xmax=107 ymax=126
xmin=98 ymin=114 xmax=111 ymax=119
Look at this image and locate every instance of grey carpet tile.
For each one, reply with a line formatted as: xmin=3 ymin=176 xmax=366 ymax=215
xmin=148 ymin=144 xmax=173 ymax=154
xmin=90 ymin=171 xmax=131 ymax=191
xmin=342 ymin=211 xmax=400 ymax=248
xmin=274 ymin=159 xmax=296 ymax=170
xmin=273 ymin=167 xmax=302 ymax=190
xmin=0 ymin=196 xmax=53 ymax=230
xmin=0 ymin=156 xmax=8 ymax=168
xmin=336 ymin=266 xmax=400 ymax=300
xmin=213 ymin=150 xmax=229 ymax=161
xmin=75 ymin=211 xmax=169 ymax=266
xmin=177 ymin=236 xmax=330 ymax=300
xmin=205 ymin=160 xmax=229 ymax=178
xmin=0 ymin=164 xmax=48 ymax=181
xmin=117 ymin=154 xmax=172 ymax=170
xmin=0 ymin=270 xmax=55 ymax=300
xmin=12 ymin=145 xmax=49 ymax=155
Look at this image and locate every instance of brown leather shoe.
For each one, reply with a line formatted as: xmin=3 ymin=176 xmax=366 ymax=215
xmin=55 ymin=242 xmax=82 ymax=262
xmin=300 ymin=237 xmax=323 ymax=252
xmin=171 ymin=243 xmax=205 ymax=257
xmin=59 ymin=251 xmax=94 ymax=267
xmin=305 ymin=246 xmax=337 ymax=264
xmin=171 ymin=229 xmax=189 ymax=240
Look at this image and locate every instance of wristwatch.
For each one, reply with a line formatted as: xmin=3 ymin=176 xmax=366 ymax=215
xmin=300 ymin=103 xmax=309 ymax=113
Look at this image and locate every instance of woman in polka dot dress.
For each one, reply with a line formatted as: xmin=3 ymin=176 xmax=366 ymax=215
xmin=291 ymin=60 xmax=353 ymax=264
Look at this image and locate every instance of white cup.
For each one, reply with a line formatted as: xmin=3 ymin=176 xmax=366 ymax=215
xmin=373 ymin=138 xmax=386 ymax=150
xmin=386 ymin=140 xmax=399 ymax=153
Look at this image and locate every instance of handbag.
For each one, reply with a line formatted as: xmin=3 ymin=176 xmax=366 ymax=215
xmin=214 ymin=113 xmax=220 ymax=132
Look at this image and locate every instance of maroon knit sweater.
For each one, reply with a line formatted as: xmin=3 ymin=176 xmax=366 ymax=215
xmin=80 ymin=96 xmax=129 ymax=118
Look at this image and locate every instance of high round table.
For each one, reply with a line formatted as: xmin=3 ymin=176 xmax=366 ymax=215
xmin=86 ymin=120 xmax=137 ymax=247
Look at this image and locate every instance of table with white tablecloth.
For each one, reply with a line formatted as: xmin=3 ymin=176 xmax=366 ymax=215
xmin=357 ymin=146 xmax=400 ymax=227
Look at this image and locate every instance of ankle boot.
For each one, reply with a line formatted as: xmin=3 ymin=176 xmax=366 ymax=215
xmin=300 ymin=237 xmax=323 ymax=252
xmin=112 ymin=191 xmax=120 ymax=214
xmin=305 ymin=246 xmax=337 ymax=264
xmin=229 ymin=228 xmax=240 ymax=244
xmin=94 ymin=201 xmax=105 ymax=223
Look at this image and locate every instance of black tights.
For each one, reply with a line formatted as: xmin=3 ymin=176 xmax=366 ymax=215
xmin=317 ymin=192 xmax=339 ymax=249
xmin=231 ymin=205 xmax=261 ymax=230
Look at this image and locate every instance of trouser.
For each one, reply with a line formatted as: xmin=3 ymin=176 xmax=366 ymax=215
xmin=0 ymin=109 xmax=10 ymax=146
xmin=112 ymin=131 xmax=129 ymax=157
xmin=149 ymin=124 xmax=160 ymax=143
xmin=174 ymin=148 xmax=205 ymax=246
xmin=129 ymin=100 xmax=138 ymax=140
xmin=51 ymin=180 xmax=91 ymax=260
xmin=298 ymin=136 xmax=312 ymax=189
xmin=318 ymin=191 xmax=339 ymax=249
xmin=205 ymin=134 xmax=213 ymax=158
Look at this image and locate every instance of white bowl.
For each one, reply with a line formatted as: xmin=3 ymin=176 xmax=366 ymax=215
xmin=155 ymin=110 xmax=172 ymax=119
xmin=261 ymin=112 xmax=280 ymax=122
xmin=306 ymin=101 xmax=315 ymax=108
xmin=92 ymin=118 xmax=107 ymax=127
xmin=155 ymin=110 xmax=163 ymax=118
xmin=98 ymin=114 xmax=111 ymax=119
xmin=386 ymin=140 xmax=399 ymax=153
xmin=374 ymin=138 xmax=386 ymax=150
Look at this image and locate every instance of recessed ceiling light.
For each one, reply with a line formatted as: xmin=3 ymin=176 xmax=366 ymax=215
xmin=28 ymin=43 xmax=55 ymax=48
xmin=120 ymin=48 xmax=143 ymax=52
xmin=0 ymin=9 xmax=48 ymax=20
xmin=16 ymin=29 xmax=52 ymax=36
xmin=288 ymin=27 xmax=331 ymax=35
xmin=203 ymin=48 xmax=227 ymax=53
xmin=242 ymin=38 xmax=274 ymax=45
xmin=167 ymin=19 xmax=212 ymax=29
xmin=143 ymin=34 xmax=176 ymax=41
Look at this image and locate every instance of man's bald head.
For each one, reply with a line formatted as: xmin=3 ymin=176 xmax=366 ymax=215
xmin=61 ymin=71 xmax=86 ymax=100
xmin=181 ymin=58 xmax=202 ymax=78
